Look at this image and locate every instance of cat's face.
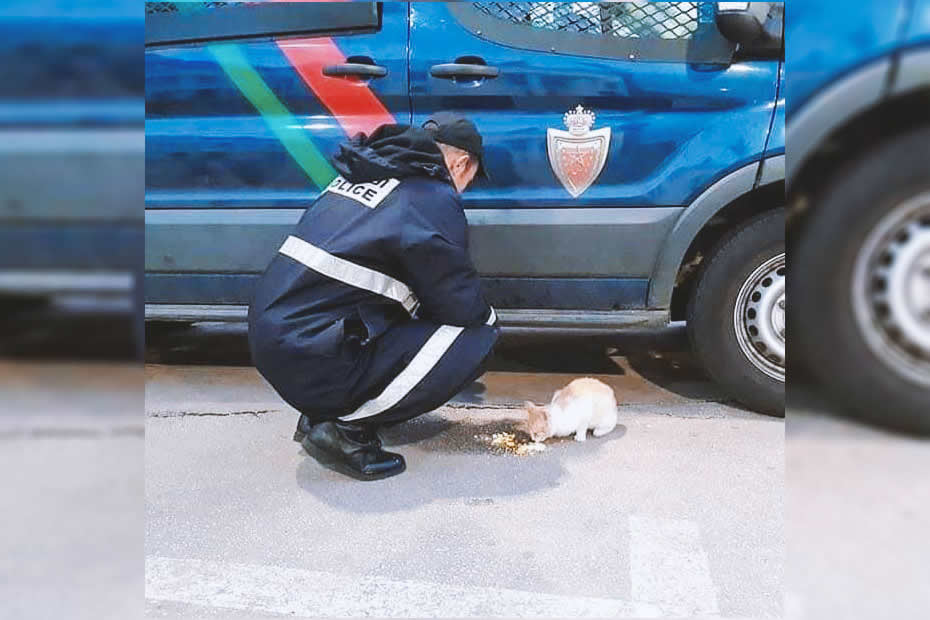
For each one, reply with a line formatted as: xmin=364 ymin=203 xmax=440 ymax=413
xmin=524 ymin=401 xmax=551 ymax=442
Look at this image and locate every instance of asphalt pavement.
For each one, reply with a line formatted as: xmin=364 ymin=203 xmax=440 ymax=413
xmin=786 ymin=387 xmax=930 ymax=620
xmin=4 ymin=299 xmax=926 ymax=619
xmin=144 ymin=321 xmax=783 ymax=619
xmin=0 ymin=360 xmax=143 ymax=620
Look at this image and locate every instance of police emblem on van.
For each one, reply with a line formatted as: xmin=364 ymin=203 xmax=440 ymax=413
xmin=547 ymin=105 xmax=611 ymax=198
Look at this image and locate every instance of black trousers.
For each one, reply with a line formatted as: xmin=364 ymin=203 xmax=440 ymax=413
xmin=298 ymin=320 xmax=499 ymax=428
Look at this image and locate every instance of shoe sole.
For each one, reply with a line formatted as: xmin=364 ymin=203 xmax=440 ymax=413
xmin=300 ymin=438 xmax=406 ymax=482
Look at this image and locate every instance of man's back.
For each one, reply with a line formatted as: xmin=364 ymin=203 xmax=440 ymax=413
xmin=249 ymin=174 xmax=476 ymax=352
xmin=247 ymin=123 xmax=494 ymax=419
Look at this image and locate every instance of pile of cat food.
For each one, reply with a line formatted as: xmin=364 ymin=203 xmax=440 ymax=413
xmin=474 ymin=431 xmax=547 ymax=456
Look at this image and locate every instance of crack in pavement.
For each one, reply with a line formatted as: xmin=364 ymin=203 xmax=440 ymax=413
xmin=148 ymin=410 xmax=274 ymax=419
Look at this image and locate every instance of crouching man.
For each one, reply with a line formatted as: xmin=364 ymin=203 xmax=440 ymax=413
xmin=248 ymin=112 xmax=498 ymax=481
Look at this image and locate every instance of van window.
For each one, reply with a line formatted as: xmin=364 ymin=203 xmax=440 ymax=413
xmin=448 ymin=2 xmax=733 ymax=63
xmin=475 ymin=2 xmax=705 ymax=40
xmin=145 ymin=1 xmax=380 ymax=46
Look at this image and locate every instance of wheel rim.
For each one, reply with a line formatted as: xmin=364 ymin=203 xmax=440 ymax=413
xmin=733 ymin=253 xmax=786 ymax=382
xmin=852 ymin=192 xmax=930 ymax=388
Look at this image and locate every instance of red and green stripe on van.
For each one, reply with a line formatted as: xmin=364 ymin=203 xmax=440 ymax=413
xmin=208 ymin=35 xmax=395 ymax=190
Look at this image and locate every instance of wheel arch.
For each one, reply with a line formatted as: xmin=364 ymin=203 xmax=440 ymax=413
xmin=788 ymin=46 xmax=930 ymax=232
xmin=785 ymin=57 xmax=894 ymax=189
xmin=649 ymin=157 xmax=785 ymax=313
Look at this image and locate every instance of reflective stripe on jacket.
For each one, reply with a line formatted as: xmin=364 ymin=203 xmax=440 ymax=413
xmin=248 ymin=173 xmax=494 ymax=365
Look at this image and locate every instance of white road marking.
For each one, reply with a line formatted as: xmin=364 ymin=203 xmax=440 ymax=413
xmin=629 ymin=515 xmax=720 ymax=617
xmin=146 ymin=556 xmax=663 ymax=618
xmin=784 ymin=591 xmax=805 ymax=620
xmin=147 ymin=517 xmax=722 ymax=618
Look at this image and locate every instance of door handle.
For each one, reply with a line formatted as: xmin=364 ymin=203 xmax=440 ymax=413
xmin=429 ymin=63 xmax=500 ymax=79
xmin=322 ymin=63 xmax=388 ymax=79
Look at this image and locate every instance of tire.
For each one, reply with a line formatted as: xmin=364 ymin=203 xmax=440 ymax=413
xmin=793 ymin=128 xmax=930 ymax=435
xmin=687 ymin=209 xmax=785 ymax=416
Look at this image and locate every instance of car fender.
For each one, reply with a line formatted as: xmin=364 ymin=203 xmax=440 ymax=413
xmin=786 ymin=42 xmax=930 ymax=187
xmin=648 ymin=158 xmax=782 ymax=309
xmin=786 ymin=58 xmax=893 ymax=189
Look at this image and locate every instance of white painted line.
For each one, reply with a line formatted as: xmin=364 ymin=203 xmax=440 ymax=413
xmin=629 ymin=515 xmax=720 ymax=618
xmin=784 ymin=591 xmax=805 ymax=620
xmin=146 ymin=556 xmax=663 ymax=618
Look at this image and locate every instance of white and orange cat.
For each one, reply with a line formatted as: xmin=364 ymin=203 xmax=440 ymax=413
xmin=524 ymin=377 xmax=617 ymax=442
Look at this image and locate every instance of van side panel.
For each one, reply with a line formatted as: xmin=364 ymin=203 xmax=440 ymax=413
xmin=786 ymin=0 xmax=907 ymax=116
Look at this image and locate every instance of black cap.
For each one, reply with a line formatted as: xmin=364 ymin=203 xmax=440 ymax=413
xmin=422 ymin=111 xmax=489 ymax=180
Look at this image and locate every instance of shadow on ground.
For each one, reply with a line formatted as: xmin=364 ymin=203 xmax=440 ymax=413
xmin=624 ymin=351 xmax=719 ymax=402
xmin=295 ymin=411 xmax=628 ymax=513
xmin=378 ymin=412 xmax=629 ymax=453
xmin=1 ymin=296 xmax=136 ymax=360
xmin=145 ymin=320 xmax=719 ymax=405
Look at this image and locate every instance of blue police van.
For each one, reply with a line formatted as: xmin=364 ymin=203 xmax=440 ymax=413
xmin=788 ymin=0 xmax=930 ymax=433
xmin=0 ymin=0 xmax=144 ymax=352
xmin=145 ymin=1 xmax=786 ymax=415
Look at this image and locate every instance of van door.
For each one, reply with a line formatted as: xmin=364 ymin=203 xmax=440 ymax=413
xmin=410 ymin=2 xmax=779 ymax=310
xmin=145 ymin=1 xmax=409 ymax=305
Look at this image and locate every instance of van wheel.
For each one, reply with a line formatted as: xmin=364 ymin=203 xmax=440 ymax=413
xmin=793 ymin=129 xmax=930 ymax=434
xmin=687 ymin=209 xmax=785 ymax=415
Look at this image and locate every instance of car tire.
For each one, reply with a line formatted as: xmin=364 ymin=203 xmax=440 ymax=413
xmin=792 ymin=128 xmax=930 ymax=435
xmin=687 ymin=209 xmax=785 ymax=416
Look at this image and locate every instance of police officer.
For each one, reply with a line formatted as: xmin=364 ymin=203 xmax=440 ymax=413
xmin=248 ymin=112 xmax=498 ymax=481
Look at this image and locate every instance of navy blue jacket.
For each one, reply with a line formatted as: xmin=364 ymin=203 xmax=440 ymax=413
xmin=248 ymin=125 xmax=494 ymax=407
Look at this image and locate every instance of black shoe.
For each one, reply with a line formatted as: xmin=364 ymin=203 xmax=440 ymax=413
xmin=293 ymin=414 xmax=312 ymax=443
xmin=300 ymin=420 xmax=406 ymax=481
